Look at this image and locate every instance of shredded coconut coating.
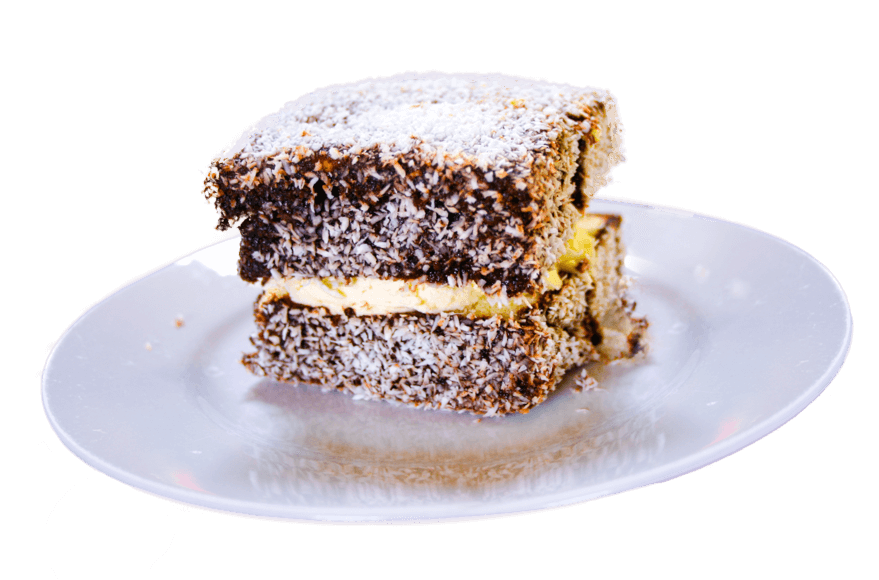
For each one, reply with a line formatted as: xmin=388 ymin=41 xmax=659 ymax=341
xmin=227 ymin=72 xmax=616 ymax=172
xmin=244 ymin=282 xmax=597 ymax=416
xmin=242 ymin=216 xmax=648 ymax=415
xmin=204 ymin=73 xmax=624 ymax=296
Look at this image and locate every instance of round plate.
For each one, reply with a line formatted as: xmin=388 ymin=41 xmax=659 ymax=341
xmin=42 ymin=199 xmax=852 ymax=521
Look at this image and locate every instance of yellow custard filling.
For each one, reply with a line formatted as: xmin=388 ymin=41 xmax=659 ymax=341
xmin=265 ymin=215 xmax=605 ymax=317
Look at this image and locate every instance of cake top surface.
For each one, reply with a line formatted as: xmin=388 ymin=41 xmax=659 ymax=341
xmin=226 ymin=72 xmax=610 ymax=170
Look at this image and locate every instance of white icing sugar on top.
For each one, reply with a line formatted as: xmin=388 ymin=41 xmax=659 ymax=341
xmin=228 ymin=72 xmax=609 ymax=169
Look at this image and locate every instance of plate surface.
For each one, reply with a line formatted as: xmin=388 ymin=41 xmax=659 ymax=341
xmin=42 ymin=200 xmax=852 ymax=521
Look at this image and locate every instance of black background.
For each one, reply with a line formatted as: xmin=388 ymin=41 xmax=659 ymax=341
xmin=36 ymin=61 xmax=854 ymax=577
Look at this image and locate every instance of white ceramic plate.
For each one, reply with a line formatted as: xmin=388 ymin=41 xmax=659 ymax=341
xmin=42 ymin=199 xmax=852 ymax=522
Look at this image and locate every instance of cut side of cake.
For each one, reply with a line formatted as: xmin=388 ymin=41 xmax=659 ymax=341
xmin=204 ymin=73 xmax=647 ymax=415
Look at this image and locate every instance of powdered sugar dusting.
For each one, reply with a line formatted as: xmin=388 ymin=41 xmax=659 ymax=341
xmin=230 ymin=72 xmax=609 ymax=169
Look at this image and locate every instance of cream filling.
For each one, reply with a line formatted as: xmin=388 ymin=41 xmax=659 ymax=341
xmin=264 ymin=277 xmax=533 ymax=316
xmin=264 ymin=214 xmax=606 ymax=317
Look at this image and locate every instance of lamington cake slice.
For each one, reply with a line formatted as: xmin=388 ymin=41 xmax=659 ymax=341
xmin=204 ymin=73 xmax=647 ymax=415
xmin=243 ymin=213 xmax=647 ymax=415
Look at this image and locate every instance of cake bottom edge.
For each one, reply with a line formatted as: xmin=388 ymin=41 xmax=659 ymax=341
xmin=241 ymin=295 xmax=648 ymax=416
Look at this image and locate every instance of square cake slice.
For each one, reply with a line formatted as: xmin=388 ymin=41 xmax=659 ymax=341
xmin=204 ymin=73 xmax=647 ymax=415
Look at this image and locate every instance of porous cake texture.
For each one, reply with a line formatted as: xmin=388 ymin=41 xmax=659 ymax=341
xmin=204 ymin=72 xmax=624 ymax=297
